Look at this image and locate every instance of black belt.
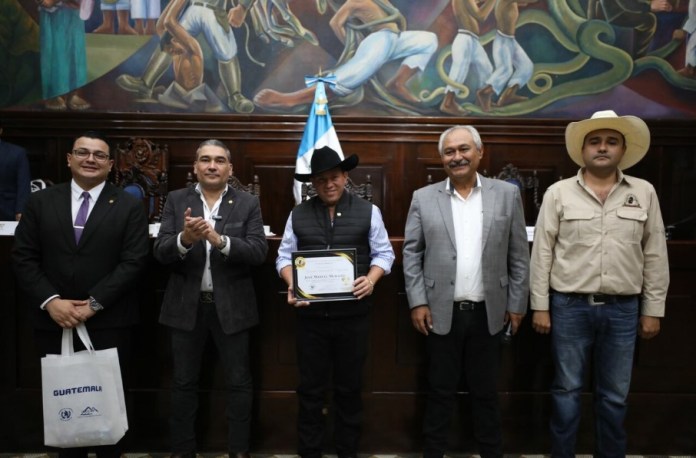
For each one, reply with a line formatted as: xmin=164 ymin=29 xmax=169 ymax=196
xmin=453 ymin=300 xmax=485 ymax=311
xmin=200 ymin=291 xmax=215 ymax=303
xmin=552 ymin=290 xmax=635 ymax=305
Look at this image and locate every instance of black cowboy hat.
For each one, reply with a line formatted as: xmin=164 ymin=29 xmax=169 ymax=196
xmin=294 ymin=146 xmax=359 ymax=182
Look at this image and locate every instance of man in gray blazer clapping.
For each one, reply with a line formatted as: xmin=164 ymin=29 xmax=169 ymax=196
xmin=403 ymin=125 xmax=529 ymax=458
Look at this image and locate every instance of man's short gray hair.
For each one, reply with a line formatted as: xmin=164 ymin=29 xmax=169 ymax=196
xmin=437 ymin=125 xmax=483 ymax=156
xmin=196 ymin=139 xmax=231 ymax=161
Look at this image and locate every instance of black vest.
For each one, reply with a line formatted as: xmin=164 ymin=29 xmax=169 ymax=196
xmin=292 ymin=191 xmax=372 ymax=317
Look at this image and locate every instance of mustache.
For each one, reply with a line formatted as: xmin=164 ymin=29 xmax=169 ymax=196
xmin=448 ymin=159 xmax=471 ymax=168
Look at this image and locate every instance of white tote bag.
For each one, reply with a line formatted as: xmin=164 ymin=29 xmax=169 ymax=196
xmin=41 ymin=323 xmax=128 ymax=447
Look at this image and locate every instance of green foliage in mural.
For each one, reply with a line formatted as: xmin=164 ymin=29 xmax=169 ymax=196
xmin=0 ymin=0 xmax=41 ymax=108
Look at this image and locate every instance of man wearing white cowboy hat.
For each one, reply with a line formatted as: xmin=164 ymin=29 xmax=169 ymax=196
xmin=530 ymin=110 xmax=669 ymax=457
xmin=276 ymin=146 xmax=395 ymax=458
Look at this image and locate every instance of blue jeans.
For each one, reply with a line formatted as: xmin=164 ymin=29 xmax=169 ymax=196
xmin=169 ymin=303 xmax=252 ymax=454
xmin=549 ymin=292 xmax=639 ymax=458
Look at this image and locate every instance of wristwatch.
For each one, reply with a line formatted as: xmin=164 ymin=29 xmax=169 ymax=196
xmin=217 ymin=235 xmax=228 ymax=251
xmin=89 ymin=296 xmax=104 ymax=312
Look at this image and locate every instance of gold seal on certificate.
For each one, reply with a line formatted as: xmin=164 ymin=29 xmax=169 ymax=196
xmin=292 ymin=249 xmax=357 ymax=302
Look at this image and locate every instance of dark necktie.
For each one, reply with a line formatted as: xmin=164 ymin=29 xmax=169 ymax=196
xmin=74 ymin=191 xmax=90 ymax=243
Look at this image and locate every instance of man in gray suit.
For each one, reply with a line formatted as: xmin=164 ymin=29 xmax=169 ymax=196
xmin=154 ymin=139 xmax=268 ymax=458
xmin=403 ymin=125 xmax=529 ymax=458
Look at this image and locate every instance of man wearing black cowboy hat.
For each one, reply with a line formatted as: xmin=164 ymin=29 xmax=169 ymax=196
xmin=276 ymin=145 xmax=395 ymax=458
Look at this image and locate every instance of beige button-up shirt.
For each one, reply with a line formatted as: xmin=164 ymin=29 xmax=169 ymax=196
xmin=530 ymin=169 xmax=669 ymax=317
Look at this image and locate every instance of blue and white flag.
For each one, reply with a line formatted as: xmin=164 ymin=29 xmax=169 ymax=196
xmin=294 ymin=75 xmax=343 ymax=205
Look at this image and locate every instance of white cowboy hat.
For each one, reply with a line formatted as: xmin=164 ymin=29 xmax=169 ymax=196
xmin=565 ymin=110 xmax=650 ymax=170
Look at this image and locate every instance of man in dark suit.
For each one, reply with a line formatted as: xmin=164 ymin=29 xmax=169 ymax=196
xmin=153 ymin=139 xmax=268 ymax=458
xmin=12 ymin=130 xmax=151 ymax=458
xmin=0 ymin=125 xmax=31 ymax=220
xmin=403 ymin=125 xmax=529 ymax=458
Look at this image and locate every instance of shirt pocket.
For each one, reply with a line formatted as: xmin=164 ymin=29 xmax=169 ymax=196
xmin=615 ymin=207 xmax=647 ymax=242
xmin=559 ymin=208 xmax=597 ymax=244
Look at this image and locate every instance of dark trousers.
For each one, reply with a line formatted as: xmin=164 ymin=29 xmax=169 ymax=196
xmin=35 ymin=326 xmax=134 ymax=458
xmin=295 ymin=314 xmax=369 ymax=458
xmin=422 ymin=306 xmax=503 ymax=458
xmin=169 ymin=302 xmax=252 ymax=454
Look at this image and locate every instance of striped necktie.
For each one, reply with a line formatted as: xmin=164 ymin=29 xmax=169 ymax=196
xmin=74 ymin=191 xmax=90 ymax=243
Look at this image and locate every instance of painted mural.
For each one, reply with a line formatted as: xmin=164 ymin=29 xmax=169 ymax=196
xmin=2 ymin=0 xmax=695 ymax=118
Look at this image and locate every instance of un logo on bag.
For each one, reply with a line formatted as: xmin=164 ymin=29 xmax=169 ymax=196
xmin=59 ymin=408 xmax=73 ymax=421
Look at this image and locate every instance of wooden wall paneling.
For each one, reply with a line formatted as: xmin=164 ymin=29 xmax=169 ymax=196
xmin=252 ymin=260 xmax=300 ymax=390
xmin=370 ymin=265 xmax=428 ymax=393
xmin=662 ymin=146 xmax=696 ymax=239
xmin=253 ymin=163 xmax=297 ymax=235
xmin=632 ymin=292 xmax=696 ymax=389
xmin=411 ymin=141 xmax=445 ymax=187
xmin=631 ymin=242 xmax=696 ymax=391
xmin=236 ymin=140 xmax=298 ymax=233
xmin=338 ymin=138 xmax=398 ymax=231
xmin=485 ymin=143 xmax=569 ymax=225
xmin=624 ymin=394 xmax=696 ymax=454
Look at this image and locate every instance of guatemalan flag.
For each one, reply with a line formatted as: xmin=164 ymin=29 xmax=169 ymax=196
xmin=294 ymin=75 xmax=343 ymax=205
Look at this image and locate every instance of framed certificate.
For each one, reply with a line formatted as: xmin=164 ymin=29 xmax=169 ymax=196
xmin=292 ymin=249 xmax=357 ymax=302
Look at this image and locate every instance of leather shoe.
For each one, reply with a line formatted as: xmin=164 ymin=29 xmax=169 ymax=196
xmin=170 ymin=453 xmax=196 ymax=458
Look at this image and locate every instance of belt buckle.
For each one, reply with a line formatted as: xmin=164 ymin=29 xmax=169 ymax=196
xmin=588 ymin=294 xmax=606 ymax=306
xmin=456 ymin=300 xmax=475 ymax=311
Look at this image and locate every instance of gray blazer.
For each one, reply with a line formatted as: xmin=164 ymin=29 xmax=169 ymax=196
xmin=154 ymin=185 xmax=268 ymax=335
xmin=403 ymin=176 xmax=530 ymax=335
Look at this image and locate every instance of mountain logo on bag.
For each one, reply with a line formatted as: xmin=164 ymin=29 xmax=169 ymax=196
xmin=59 ymin=408 xmax=73 ymax=421
xmin=80 ymin=406 xmax=101 ymax=417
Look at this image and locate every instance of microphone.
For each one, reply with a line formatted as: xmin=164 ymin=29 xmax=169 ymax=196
xmin=212 ymin=215 xmax=222 ymax=221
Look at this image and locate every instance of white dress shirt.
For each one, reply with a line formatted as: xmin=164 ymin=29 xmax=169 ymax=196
xmin=449 ymin=176 xmax=485 ymax=302
xmin=176 ymin=184 xmax=231 ymax=293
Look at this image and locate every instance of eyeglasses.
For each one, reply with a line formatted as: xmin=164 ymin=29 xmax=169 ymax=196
xmin=72 ymin=149 xmax=110 ymax=162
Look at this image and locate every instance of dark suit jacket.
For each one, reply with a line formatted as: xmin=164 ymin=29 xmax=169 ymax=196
xmin=0 ymin=140 xmax=31 ymax=220
xmin=12 ymin=181 xmax=151 ymax=330
xmin=153 ymin=185 xmax=268 ymax=335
